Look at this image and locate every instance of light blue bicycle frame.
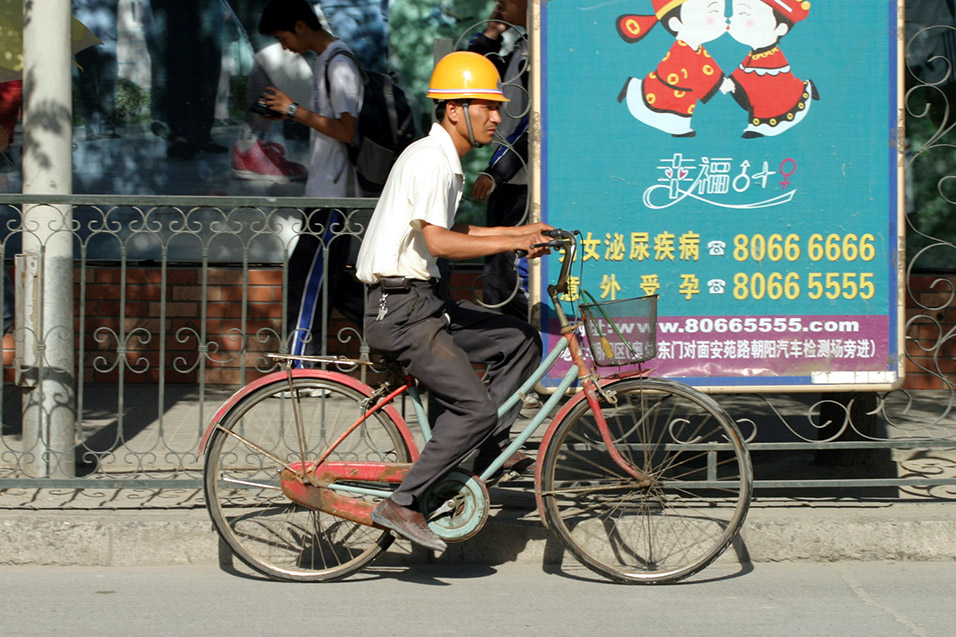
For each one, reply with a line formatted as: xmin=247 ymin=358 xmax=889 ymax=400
xmin=325 ymin=335 xmax=579 ymax=500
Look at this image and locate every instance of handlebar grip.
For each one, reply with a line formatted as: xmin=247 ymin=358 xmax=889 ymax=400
xmin=544 ymin=229 xmax=577 ymax=244
xmin=516 ymin=229 xmax=576 ymax=260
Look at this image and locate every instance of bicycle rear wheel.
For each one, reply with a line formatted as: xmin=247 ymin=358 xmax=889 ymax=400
xmin=539 ymin=377 xmax=752 ymax=584
xmin=203 ymin=375 xmax=412 ymax=582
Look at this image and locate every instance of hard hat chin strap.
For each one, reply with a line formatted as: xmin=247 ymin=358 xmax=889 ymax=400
xmin=460 ymin=100 xmax=483 ymax=148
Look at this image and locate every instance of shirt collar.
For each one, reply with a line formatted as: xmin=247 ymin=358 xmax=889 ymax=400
xmin=428 ymin=122 xmax=463 ymax=177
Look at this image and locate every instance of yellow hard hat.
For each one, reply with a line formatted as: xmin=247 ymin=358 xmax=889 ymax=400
xmin=426 ymin=51 xmax=509 ymax=102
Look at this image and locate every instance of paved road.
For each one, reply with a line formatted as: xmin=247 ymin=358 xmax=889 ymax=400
xmin=1 ymin=561 xmax=953 ymax=636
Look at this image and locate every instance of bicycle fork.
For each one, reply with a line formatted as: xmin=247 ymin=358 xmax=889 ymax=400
xmin=566 ymin=330 xmax=654 ymax=487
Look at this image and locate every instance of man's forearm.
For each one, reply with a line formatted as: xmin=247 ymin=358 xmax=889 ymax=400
xmin=429 ymin=224 xmax=518 ymax=259
xmin=290 ymin=107 xmax=356 ymax=143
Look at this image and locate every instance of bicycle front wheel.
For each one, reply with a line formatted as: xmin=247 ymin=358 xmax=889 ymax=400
xmin=203 ymin=375 xmax=412 ymax=582
xmin=539 ymin=377 xmax=752 ymax=584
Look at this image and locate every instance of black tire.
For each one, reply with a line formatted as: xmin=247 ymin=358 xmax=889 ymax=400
xmin=539 ymin=377 xmax=752 ymax=584
xmin=203 ymin=375 xmax=412 ymax=582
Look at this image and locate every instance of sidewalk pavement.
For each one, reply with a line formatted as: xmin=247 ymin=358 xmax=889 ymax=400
xmin=2 ymin=485 xmax=956 ymax=569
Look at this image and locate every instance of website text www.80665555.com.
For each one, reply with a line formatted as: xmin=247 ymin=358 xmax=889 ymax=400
xmin=659 ymin=316 xmax=862 ymax=336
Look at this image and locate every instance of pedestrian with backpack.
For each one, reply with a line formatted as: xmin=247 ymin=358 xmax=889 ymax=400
xmin=257 ymin=0 xmax=365 ymax=363
xmin=321 ymin=48 xmax=417 ymax=196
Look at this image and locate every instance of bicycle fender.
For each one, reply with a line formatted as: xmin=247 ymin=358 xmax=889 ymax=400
xmin=199 ymin=369 xmax=418 ymax=457
xmin=533 ymin=371 xmax=649 ymax=527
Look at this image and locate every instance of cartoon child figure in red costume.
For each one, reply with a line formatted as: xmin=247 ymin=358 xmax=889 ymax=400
xmin=616 ymin=0 xmax=728 ymax=138
xmin=721 ymin=0 xmax=819 ymax=138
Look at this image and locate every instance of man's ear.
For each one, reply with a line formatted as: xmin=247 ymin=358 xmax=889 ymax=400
xmin=444 ymin=101 xmax=461 ymax=124
xmin=293 ymin=19 xmax=306 ymax=34
xmin=666 ymin=16 xmax=683 ymax=34
xmin=774 ymin=22 xmax=790 ymax=39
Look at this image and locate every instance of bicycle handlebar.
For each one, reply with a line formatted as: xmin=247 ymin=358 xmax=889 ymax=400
xmin=544 ymin=229 xmax=577 ymax=296
xmin=511 ymin=229 xmax=578 ymax=326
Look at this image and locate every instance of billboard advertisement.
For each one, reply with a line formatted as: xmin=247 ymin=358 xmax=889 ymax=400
xmin=536 ymin=0 xmax=905 ymax=390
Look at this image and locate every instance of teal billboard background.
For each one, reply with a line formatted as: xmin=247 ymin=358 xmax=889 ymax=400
xmin=539 ymin=1 xmax=902 ymax=388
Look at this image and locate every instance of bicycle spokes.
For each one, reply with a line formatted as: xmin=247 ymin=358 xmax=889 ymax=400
xmin=539 ymin=378 xmax=751 ymax=584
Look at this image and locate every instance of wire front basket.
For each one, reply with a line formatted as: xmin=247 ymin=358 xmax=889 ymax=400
xmin=580 ymin=294 xmax=658 ymax=366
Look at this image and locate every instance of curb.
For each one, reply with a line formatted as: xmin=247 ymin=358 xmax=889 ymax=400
xmin=2 ymin=503 xmax=955 ymax=568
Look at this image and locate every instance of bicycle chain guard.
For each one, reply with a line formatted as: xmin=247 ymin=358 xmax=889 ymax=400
xmin=421 ymin=469 xmax=490 ymax=542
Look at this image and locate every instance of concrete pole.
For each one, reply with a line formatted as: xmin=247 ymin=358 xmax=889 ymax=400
xmin=20 ymin=0 xmax=76 ymax=478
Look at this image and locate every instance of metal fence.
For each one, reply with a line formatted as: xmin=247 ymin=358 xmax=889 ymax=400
xmin=0 ymin=195 xmax=378 ymax=487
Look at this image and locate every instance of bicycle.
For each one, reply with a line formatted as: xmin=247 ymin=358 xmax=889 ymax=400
xmin=201 ymin=229 xmax=753 ymax=584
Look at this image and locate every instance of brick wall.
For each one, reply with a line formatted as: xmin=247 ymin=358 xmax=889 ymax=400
xmin=905 ymin=275 xmax=956 ymax=390
xmin=74 ymin=264 xmax=482 ymax=386
xmin=79 ymin=266 xmax=288 ymax=384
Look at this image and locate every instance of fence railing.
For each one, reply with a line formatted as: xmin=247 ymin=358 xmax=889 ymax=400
xmin=0 ymin=194 xmax=377 ymax=487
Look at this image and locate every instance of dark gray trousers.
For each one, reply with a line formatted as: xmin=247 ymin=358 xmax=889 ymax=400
xmin=363 ymin=280 xmax=542 ymax=509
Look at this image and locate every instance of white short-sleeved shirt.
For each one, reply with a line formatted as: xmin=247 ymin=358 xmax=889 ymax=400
xmin=306 ymin=40 xmax=363 ymax=197
xmin=355 ymin=123 xmax=464 ymax=284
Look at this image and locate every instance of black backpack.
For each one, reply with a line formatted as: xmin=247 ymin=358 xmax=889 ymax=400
xmin=326 ymin=49 xmax=417 ymax=195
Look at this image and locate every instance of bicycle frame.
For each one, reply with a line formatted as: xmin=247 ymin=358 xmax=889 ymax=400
xmin=201 ymin=229 xmax=651 ymax=526
xmin=266 ymin=334 xmax=582 ymax=520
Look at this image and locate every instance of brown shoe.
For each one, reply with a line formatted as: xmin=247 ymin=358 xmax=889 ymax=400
xmin=371 ymin=498 xmax=447 ymax=553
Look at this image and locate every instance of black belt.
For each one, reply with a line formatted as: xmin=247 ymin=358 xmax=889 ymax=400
xmin=370 ymin=277 xmax=436 ymax=293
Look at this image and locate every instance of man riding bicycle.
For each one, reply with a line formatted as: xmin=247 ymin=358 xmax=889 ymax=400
xmin=355 ymin=51 xmax=552 ymax=552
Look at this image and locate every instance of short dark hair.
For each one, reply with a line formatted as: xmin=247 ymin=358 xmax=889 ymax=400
xmin=433 ymin=99 xmax=472 ymax=123
xmin=259 ymin=0 xmax=322 ymax=36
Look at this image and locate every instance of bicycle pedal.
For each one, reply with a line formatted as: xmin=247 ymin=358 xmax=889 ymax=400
xmin=426 ymin=499 xmax=457 ymax=521
xmin=518 ymin=394 xmax=542 ymax=413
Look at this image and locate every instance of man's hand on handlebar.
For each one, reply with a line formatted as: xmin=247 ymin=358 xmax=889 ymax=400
xmin=527 ymin=228 xmax=575 ymax=251
xmin=511 ymin=222 xmax=554 ymax=258
xmin=522 ymin=222 xmax=553 ymax=235
xmin=514 ymin=232 xmax=553 ymax=258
